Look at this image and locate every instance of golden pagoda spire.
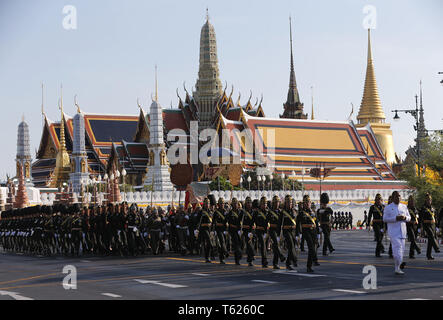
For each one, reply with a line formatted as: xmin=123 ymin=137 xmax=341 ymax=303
xmin=357 ymin=29 xmax=386 ymax=124
xmin=59 ymin=85 xmax=66 ymax=152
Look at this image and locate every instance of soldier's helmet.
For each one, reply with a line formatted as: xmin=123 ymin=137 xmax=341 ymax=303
xmin=245 ymin=196 xmax=252 ymax=205
xmin=320 ymin=193 xmax=329 ymax=205
xmin=375 ymin=193 xmax=382 ymax=201
xmin=285 ymin=194 xmax=292 ymax=202
xmin=303 ymin=195 xmax=310 ymax=203
xmin=272 ymin=195 xmax=280 ymax=203
xmin=232 ymin=198 xmax=238 ymax=204
xmin=260 ymin=196 xmax=267 ymax=204
xmin=218 ymin=197 xmax=224 ymax=205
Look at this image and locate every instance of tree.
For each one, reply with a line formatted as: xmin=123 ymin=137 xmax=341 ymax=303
xmin=399 ymin=133 xmax=443 ymax=209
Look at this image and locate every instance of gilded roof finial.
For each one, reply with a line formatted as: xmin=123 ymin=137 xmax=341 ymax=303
xmin=311 ymin=86 xmax=314 ymax=120
xmin=22 ymin=113 xmax=25 ymax=122
xmin=74 ymin=94 xmax=81 ymax=113
xmin=206 ymin=7 xmax=209 ymax=22
xmin=58 ymin=84 xmax=67 ymax=153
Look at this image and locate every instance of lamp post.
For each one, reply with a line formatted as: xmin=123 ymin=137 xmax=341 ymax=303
xmin=291 ymin=170 xmax=296 ymax=191
xmin=247 ymin=176 xmax=251 ymax=191
xmin=301 ymin=167 xmax=305 ymax=196
xmin=392 ymin=93 xmax=424 ymax=176
xmin=240 ymin=176 xmax=243 ymax=189
xmin=257 ymin=175 xmax=262 ymax=191
xmin=92 ymin=177 xmax=97 ymax=205
xmin=281 ymin=172 xmax=285 ymax=192
xmin=122 ymin=168 xmax=127 ymax=202
xmin=261 ymin=175 xmax=266 ymax=191
xmin=269 ymin=174 xmax=273 ymax=191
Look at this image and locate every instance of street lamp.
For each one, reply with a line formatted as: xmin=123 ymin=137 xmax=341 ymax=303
xmin=301 ymin=167 xmax=305 ymax=195
xmin=269 ymin=174 xmax=273 ymax=191
xmin=257 ymin=175 xmax=262 ymax=191
xmin=391 ymin=92 xmax=425 ymax=176
xmin=261 ymin=175 xmax=266 ymax=191
xmin=247 ymin=176 xmax=251 ymax=191
xmin=240 ymin=176 xmax=243 ymax=189
xmin=281 ymin=172 xmax=285 ymax=191
xmin=291 ymin=170 xmax=296 ymax=191
xmin=121 ymin=168 xmax=127 ymax=201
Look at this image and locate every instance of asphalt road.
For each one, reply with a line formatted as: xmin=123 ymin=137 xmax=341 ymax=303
xmin=0 ymin=230 xmax=442 ymax=300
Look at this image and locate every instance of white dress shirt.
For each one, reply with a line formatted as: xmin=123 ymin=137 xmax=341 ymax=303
xmin=383 ymin=202 xmax=411 ymax=239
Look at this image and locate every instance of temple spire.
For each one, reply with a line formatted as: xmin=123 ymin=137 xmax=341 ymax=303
xmin=155 ymin=65 xmax=158 ymax=102
xmin=280 ymin=16 xmax=306 ymax=119
xmin=357 ymin=29 xmax=386 ymax=124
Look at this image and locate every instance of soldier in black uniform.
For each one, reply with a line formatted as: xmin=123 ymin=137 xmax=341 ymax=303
xmin=368 ymin=194 xmax=385 ymax=257
xmin=406 ymin=195 xmax=421 ymax=259
xmin=189 ymin=204 xmax=200 ymax=255
xmin=419 ymin=193 xmax=440 ymax=260
xmin=198 ymin=198 xmax=214 ymax=263
xmin=242 ymin=197 xmax=256 ymax=266
xmin=148 ymin=208 xmax=163 ymax=255
xmin=296 ymin=195 xmax=320 ymax=273
xmin=212 ymin=198 xmax=228 ymax=264
xmin=70 ymin=204 xmax=83 ymax=256
xmin=267 ymin=196 xmax=285 ymax=269
xmin=318 ymin=193 xmax=335 ymax=256
xmin=361 ymin=211 xmax=368 ymax=229
xmin=226 ymin=198 xmax=243 ymax=265
xmin=281 ymin=195 xmax=298 ymax=270
xmin=253 ymin=197 xmax=269 ymax=268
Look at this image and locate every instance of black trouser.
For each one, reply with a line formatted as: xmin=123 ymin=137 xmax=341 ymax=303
xmin=255 ymin=229 xmax=268 ymax=266
xmin=321 ymin=225 xmax=334 ymax=254
xmin=215 ymin=228 xmax=227 ymax=261
xmin=424 ymin=224 xmax=440 ymax=258
xmin=241 ymin=229 xmax=255 ymax=263
xmin=189 ymin=227 xmax=198 ymax=255
xmin=300 ymin=234 xmax=305 ymax=251
xmin=283 ymin=230 xmax=297 ymax=266
xmin=229 ymin=229 xmax=242 ymax=263
xmin=373 ymin=224 xmax=385 ymax=256
xmin=176 ymin=227 xmax=189 ymax=254
xmin=268 ymin=229 xmax=283 ymax=266
xmin=71 ymin=230 xmax=82 ymax=255
xmin=150 ymin=229 xmax=160 ymax=255
xmin=407 ymin=224 xmax=420 ymax=257
xmin=199 ymin=229 xmax=212 ymax=260
xmin=302 ymin=228 xmax=318 ymax=269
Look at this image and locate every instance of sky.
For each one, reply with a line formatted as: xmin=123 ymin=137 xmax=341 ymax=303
xmin=0 ymin=0 xmax=442 ymax=179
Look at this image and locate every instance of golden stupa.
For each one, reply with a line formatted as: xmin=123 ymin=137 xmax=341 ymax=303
xmin=50 ymin=87 xmax=71 ymax=188
xmin=356 ymin=29 xmax=395 ymax=165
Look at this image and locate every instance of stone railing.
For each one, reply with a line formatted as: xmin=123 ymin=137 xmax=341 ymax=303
xmin=39 ymin=188 xmax=414 ymax=206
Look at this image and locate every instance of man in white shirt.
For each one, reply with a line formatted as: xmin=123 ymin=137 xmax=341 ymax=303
xmin=383 ymin=191 xmax=411 ymax=275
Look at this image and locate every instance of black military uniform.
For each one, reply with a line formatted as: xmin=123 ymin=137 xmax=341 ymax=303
xmin=406 ymin=200 xmax=421 ymax=259
xmin=253 ymin=197 xmax=269 ymax=268
xmin=296 ymin=196 xmax=320 ymax=273
xmin=212 ymin=199 xmax=228 ymax=264
xmin=419 ymin=196 xmax=440 ymax=260
xmin=281 ymin=195 xmax=298 ymax=270
xmin=368 ymin=195 xmax=385 ymax=257
xmin=267 ymin=196 xmax=285 ymax=269
xmin=198 ymin=199 xmax=214 ymax=263
xmin=242 ymin=198 xmax=256 ymax=266
xmin=226 ymin=198 xmax=243 ymax=265
xmin=317 ymin=193 xmax=335 ymax=256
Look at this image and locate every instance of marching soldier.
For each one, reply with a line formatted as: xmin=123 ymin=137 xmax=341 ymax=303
xmin=148 ymin=208 xmax=163 ymax=255
xmin=212 ymin=198 xmax=228 ymax=264
xmin=242 ymin=197 xmax=256 ymax=266
xmin=189 ymin=204 xmax=200 ymax=255
xmin=174 ymin=205 xmax=190 ymax=256
xmin=198 ymin=198 xmax=214 ymax=263
xmin=406 ymin=195 xmax=421 ymax=259
xmin=368 ymin=194 xmax=386 ymax=257
xmin=226 ymin=198 xmax=243 ymax=265
xmin=419 ymin=193 xmax=440 ymax=260
xmin=267 ymin=196 xmax=285 ymax=269
xmin=253 ymin=197 xmax=269 ymax=268
xmin=317 ymin=193 xmax=335 ymax=256
xmin=296 ymin=195 xmax=320 ymax=273
xmin=281 ymin=195 xmax=298 ymax=270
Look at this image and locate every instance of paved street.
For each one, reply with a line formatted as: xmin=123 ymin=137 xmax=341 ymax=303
xmin=1 ymin=230 xmax=442 ymax=300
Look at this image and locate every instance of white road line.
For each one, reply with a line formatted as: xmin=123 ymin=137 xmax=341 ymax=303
xmin=80 ymin=260 xmax=91 ymax=263
xmin=273 ymin=270 xmax=326 ymax=278
xmin=134 ymin=279 xmax=188 ymax=288
xmin=333 ymin=289 xmax=367 ymax=294
xmin=404 ymin=298 xmax=430 ymax=300
xmin=101 ymin=293 xmax=122 ymax=298
xmin=0 ymin=290 xmax=34 ymax=300
xmin=192 ymin=273 xmax=210 ymax=277
xmin=251 ymin=280 xmax=277 ymax=284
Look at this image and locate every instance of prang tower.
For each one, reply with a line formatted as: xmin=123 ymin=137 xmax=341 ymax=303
xmin=16 ymin=116 xmax=33 ymax=185
xmin=193 ymin=10 xmax=223 ymax=130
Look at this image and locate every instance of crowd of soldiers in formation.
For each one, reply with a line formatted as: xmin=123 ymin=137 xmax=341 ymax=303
xmin=1 ymin=192 xmax=441 ymax=272
xmin=361 ymin=193 xmax=443 ymax=260
xmin=0 ymin=193 xmax=339 ymax=273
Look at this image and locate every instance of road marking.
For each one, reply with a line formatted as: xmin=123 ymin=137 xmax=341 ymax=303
xmin=273 ymin=270 xmax=326 ymax=277
xmin=404 ymin=298 xmax=430 ymax=300
xmin=81 ymin=260 xmax=91 ymax=263
xmin=0 ymin=272 xmax=59 ymax=286
xmin=0 ymin=290 xmax=34 ymax=300
xmin=101 ymin=293 xmax=122 ymax=298
xmin=134 ymin=279 xmax=188 ymax=288
xmin=251 ymin=280 xmax=277 ymax=284
xmin=333 ymin=289 xmax=367 ymax=294
xmin=192 ymin=273 xmax=210 ymax=277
